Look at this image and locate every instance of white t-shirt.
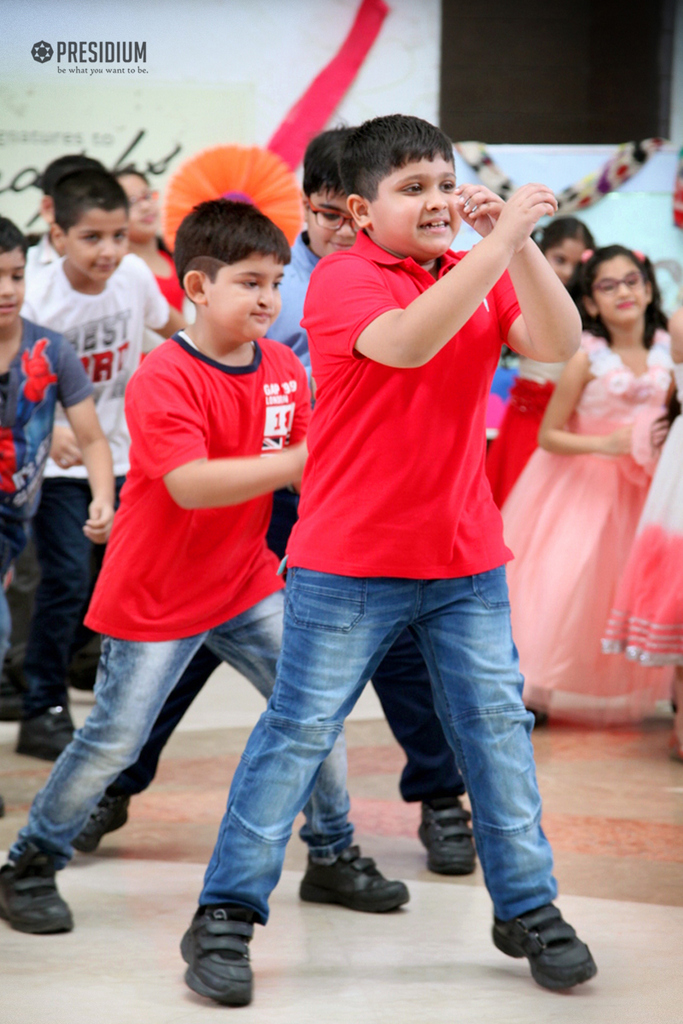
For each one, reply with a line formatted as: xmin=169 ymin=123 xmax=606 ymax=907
xmin=22 ymin=253 xmax=169 ymax=477
xmin=25 ymin=234 xmax=59 ymax=277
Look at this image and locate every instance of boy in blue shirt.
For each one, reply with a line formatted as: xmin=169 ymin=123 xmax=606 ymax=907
xmin=0 ymin=216 xmax=114 ymax=716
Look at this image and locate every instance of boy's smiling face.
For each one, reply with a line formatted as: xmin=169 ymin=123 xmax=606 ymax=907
xmin=349 ymin=157 xmax=459 ymax=270
xmin=55 ymin=207 xmax=129 ymax=293
xmin=304 ymin=189 xmax=357 ymax=259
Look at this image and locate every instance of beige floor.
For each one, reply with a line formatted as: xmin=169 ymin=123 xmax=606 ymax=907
xmin=1 ymin=666 xmax=683 ymax=1022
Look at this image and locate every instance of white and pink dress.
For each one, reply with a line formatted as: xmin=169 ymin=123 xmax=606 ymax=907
xmin=502 ymin=333 xmax=674 ymax=724
xmin=603 ymin=360 xmax=683 ymax=667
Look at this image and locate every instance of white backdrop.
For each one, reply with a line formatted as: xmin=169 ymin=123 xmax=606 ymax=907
xmin=0 ymin=0 xmax=441 ymax=229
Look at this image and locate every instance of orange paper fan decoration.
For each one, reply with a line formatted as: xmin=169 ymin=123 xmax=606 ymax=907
xmin=162 ymin=145 xmax=303 ymax=250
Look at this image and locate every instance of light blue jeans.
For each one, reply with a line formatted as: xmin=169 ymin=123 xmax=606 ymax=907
xmin=200 ymin=567 xmax=557 ymax=922
xmin=11 ymin=590 xmax=353 ymax=867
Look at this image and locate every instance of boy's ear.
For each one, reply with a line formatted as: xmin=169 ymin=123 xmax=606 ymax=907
xmin=40 ymin=196 xmax=55 ymax=225
xmin=347 ymin=194 xmax=371 ymax=230
xmin=50 ymin=222 xmax=68 ymax=257
xmin=183 ymin=269 xmax=210 ymax=305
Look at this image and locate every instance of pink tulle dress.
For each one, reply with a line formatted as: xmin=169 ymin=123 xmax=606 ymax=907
xmin=502 ymin=333 xmax=674 ymax=724
xmin=603 ymin=361 xmax=683 ymax=666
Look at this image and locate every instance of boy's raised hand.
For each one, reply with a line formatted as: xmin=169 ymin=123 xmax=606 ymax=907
xmin=494 ymin=184 xmax=558 ymax=253
xmin=83 ymin=497 xmax=115 ymax=544
xmin=454 ymin=184 xmax=505 ymax=237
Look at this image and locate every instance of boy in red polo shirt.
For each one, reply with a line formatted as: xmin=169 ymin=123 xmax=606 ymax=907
xmin=182 ymin=117 xmax=597 ymax=1005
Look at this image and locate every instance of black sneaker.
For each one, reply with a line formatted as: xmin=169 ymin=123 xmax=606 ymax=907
xmin=0 ymin=670 xmax=23 ymax=721
xmin=493 ymin=903 xmax=597 ymax=991
xmin=181 ymin=906 xmax=254 ymax=1006
xmin=0 ymin=843 xmax=73 ymax=934
xmin=0 ymin=794 xmax=4 ymax=818
xmin=299 ymin=845 xmax=410 ymax=913
xmin=73 ymin=793 xmax=130 ymax=853
xmin=16 ymin=706 xmax=74 ymax=761
xmin=419 ymin=796 xmax=476 ymax=875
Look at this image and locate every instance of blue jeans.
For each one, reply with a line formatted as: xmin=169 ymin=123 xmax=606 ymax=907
xmin=11 ymin=591 xmax=353 ymax=867
xmin=22 ymin=477 xmax=125 ymax=718
xmin=200 ymin=567 xmax=557 ymax=923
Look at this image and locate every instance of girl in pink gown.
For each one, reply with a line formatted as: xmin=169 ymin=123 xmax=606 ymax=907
xmin=603 ymin=307 xmax=683 ymax=752
xmin=503 ymin=246 xmax=674 ymax=724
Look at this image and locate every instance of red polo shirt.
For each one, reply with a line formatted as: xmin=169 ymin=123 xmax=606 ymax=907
xmin=287 ymin=231 xmax=520 ymax=579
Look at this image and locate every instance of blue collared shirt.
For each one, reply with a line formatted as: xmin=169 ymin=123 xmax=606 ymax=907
xmin=266 ymin=233 xmax=319 ymax=377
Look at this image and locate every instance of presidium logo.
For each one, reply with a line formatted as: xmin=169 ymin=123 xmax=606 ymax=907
xmin=31 ymin=41 xmax=53 ymax=63
xmin=31 ymin=40 xmax=147 ymax=66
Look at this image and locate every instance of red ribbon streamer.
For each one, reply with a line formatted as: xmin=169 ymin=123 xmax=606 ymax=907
xmin=267 ymin=0 xmax=390 ymax=170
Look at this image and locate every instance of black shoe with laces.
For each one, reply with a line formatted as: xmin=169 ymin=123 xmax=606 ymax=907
xmin=16 ymin=706 xmax=74 ymax=761
xmin=0 ymin=843 xmax=73 ymax=934
xmin=72 ymin=793 xmax=131 ymax=853
xmin=299 ymin=845 xmax=410 ymax=913
xmin=493 ymin=902 xmax=597 ymax=991
xmin=181 ymin=906 xmax=254 ymax=1006
xmin=419 ymin=796 xmax=476 ymax=875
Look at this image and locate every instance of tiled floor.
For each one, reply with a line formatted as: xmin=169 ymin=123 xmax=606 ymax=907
xmin=1 ymin=665 xmax=682 ymax=1022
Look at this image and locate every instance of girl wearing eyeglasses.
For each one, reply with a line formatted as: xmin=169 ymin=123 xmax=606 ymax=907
xmin=502 ymin=245 xmax=674 ymax=725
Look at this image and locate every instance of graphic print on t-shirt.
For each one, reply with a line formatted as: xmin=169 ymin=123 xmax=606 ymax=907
xmin=262 ymin=378 xmax=298 ymax=451
xmin=63 ymin=311 xmax=132 ymax=400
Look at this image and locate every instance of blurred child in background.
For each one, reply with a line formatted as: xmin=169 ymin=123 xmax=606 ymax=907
xmin=486 ymin=217 xmax=595 ymax=508
xmin=503 ymin=245 xmax=674 ymax=724
xmin=603 ymin=306 xmax=683 ymax=755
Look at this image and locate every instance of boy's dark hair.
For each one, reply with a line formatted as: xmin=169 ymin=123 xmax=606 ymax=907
xmin=0 ymin=217 xmax=28 ymax=257
xmin=534 ymin=216 xmax=595 ymax=254
xmin=302 ymin=127 xmax=353 ymax=198
xmin=53 ymin=169 xmax=129 ymax=232
xmin=40 ymin=154 xmax=106 ymax=198
xmin=174 ymin=199 xmax=290 ymax=288
xmin=340 ymin=114 xmax=454 ymax=200
xmin=576 ymin=244 xmax=667 ymax=349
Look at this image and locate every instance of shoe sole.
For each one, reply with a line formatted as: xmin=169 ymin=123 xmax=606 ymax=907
xmin=299 ymin=882 xmax=410 ymax=913
xmin=15 ymin=743 xmax=64 ymax=762
xmin=0 ymin=901 xmax=73 ymax=934
xmin=493 ymin=929 xmax=598 ymax=990
xmin=181 ymin=930 xmax=252 ymax=1006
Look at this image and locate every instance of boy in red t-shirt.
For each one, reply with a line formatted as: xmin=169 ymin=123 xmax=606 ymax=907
xmin=0 ymin=200 xmax=407 ymax=951
xmin=173 ymin=116 xmax=597 ymax=1006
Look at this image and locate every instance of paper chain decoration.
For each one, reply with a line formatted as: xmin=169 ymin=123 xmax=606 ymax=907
xmin=455 ymin=139 xmax=666 ymax=215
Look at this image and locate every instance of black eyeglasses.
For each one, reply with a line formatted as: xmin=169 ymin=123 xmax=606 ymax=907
xmin=306 ymin=201 xmax=357 ymax=232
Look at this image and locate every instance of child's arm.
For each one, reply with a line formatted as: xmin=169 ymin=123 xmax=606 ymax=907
xmin=669 ymin=306 xmax=683 ymax=363
xmin=64 ymin=397 xmax=116 ymax=542
xmin=455 ymin=183 xmax=581 ymax=363
xmin=354 ymin=184 xmax=557 ymax=368
xmin=164 ymin=441 xmax=307 ymax=510
xmin=538 ymin=352 xmax=633 ymax=456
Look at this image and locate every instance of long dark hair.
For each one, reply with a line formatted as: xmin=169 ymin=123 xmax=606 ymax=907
xmin=575 ymin=245 xmax=668 ymax=349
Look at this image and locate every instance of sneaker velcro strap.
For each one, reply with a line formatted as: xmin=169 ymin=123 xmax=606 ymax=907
xmin=432 ymin=806 xmax=471 ymax=823
xmin=431 ymin=820 xmax=474 ymax=839
xmin=198 ymin=933 xmax=250 ymax=956
xmin=203 ymin=918 xmax=254 ymax=939
xmin=535 ymin=920 xmax=577 ymax=946
xmin=12 ymin=876 xmax=55 ymax=895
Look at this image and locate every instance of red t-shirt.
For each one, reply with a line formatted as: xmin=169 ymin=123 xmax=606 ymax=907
xmin=155 ymin=249 xmax=185 ymax=312
xmin=287 ymin=231 xmax=520 ymax=579
xmin=86 ymin=334 xmax=310 ymax=641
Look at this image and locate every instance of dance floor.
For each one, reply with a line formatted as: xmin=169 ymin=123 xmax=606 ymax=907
xmin=1 ymin=665 xmax=682 ymax=1023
